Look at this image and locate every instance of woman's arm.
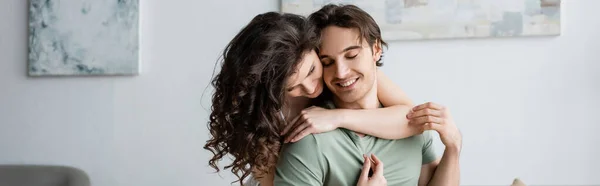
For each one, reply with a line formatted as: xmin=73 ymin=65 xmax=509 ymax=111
xmin=281 ymin=69 xmax=423 ymax=143
xmin=336 ymin=69 xmax=421 ymax=139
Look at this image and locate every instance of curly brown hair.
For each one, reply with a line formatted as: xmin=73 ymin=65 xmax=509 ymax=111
xmin=204 ymin=12 xmax=317 ymax=185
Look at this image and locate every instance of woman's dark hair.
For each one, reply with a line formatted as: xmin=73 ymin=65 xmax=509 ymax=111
xmin=308 ymin=4 xmax=387 ymax=66
xmin=204 ymin=12 xmax=316 ymax=185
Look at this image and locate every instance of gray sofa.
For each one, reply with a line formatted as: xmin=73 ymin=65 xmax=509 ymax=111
xmin=0 ymin=165 xmax=90 ymax=186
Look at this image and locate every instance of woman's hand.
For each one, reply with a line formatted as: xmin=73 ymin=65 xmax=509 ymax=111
xmin=280 ymin=106 xmax=343 ymax=143
xmin=407 ymin=102 xmax=462 ymax=151
xmin=357 ymin=154 xmax=387 ymax=186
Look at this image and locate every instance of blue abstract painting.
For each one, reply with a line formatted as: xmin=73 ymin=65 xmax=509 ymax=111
xmin=282 ymin=0 xmax=561 ymax=41
xmin=29 ymin=0 xmax=139 ymax=76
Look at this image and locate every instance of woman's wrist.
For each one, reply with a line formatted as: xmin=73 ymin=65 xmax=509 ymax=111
xmin=334 ymin=109 xmax=350 ymax=129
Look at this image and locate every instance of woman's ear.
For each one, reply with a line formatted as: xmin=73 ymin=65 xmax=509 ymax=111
xmin=372 ymin=40 xmax=383 ymax=62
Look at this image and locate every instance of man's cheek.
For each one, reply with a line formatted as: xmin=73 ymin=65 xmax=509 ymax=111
xmin=326 ymin=81 xmax=334 ymax=88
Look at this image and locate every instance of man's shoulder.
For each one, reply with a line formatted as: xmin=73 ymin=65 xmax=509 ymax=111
xmin=312 ymin=128 xmax=349 ymax=139
xmin=370 ymin=131 xmax=433 ymax=151
xmin=392 ymin=130 xmax=434 ymax=144
xmin=281 ymin=129 xmax=349 ymax=152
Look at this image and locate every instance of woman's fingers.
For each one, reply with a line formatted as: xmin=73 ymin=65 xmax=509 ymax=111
xmin=289 ymin=126 xmax=313 ymax=143
xmin=407 ymin=108 xmax=443 ymax=119
xmin=281 ymin=114 xmax=304 ymax=135
xmin=359 ymin=154 xmax=372 ymax=181
xmin=408 ymin=115 xmax=444 ymax=126
xmin=370 ymin=154 xmax=384 ymax=177
xmin=285 ymin=122 xmax=309 ymax=143
xmin=411 ymin=102 xmax=444 ymax=111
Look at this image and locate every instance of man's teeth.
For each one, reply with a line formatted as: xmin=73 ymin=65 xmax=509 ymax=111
xmin=340 ymin=79 xmax=357 ymax=87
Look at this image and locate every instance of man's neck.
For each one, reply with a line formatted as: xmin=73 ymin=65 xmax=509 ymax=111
xmin=333 ymin=84 xmax=378 ymax=138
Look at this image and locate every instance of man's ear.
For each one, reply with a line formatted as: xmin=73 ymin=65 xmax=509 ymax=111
xmin=372 ymin=39 xmax=383 ymax=62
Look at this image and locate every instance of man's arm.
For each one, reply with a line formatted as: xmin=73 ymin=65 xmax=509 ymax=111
xmin=274 ymin=134 xmax=325 ymax=186
xmin=420 ymin=147 xmax=460 ymax=186
xmin=410 ymin=103 xmax=462 ymax=186
xmin=417 ymin=131 xmax=440 ymax=186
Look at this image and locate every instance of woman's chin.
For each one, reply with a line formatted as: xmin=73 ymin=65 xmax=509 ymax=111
xmin=306 ymin=88 xmax=323 ymax=99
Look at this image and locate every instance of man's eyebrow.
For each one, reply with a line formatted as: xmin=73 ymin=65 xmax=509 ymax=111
xmin=342 ymin=45 xmax=362 ymax=52
xmin=319 ymin=45 xmax=362 ymax=59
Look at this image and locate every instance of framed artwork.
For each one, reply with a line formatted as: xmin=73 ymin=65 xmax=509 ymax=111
xmin=28 ymin=0 xmax=140 ymax=76
xmin=281 ymin=0 xmax=561 ymax=41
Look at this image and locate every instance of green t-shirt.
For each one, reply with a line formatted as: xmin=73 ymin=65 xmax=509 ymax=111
xmin=274 ymin=104 xmax=438 ymax=185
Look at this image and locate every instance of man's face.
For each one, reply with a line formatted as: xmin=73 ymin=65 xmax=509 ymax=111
xmin=318 ymin=26 xmax=382 ymax=104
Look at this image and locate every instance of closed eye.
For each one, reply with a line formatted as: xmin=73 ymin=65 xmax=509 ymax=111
xmin=321 ymin=59 xmax=333 ymax=67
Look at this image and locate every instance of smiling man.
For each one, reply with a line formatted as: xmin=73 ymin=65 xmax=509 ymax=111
xmin=273 ymin=4 xmax=462 ymax=186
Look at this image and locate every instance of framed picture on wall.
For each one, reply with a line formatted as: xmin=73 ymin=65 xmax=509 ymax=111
xmin=28 ymin=0 xmax=140 ymax=76
xmin=281 ymin=0 xmax=561 ymax=41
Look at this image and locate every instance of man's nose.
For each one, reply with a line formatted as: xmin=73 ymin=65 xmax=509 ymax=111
xmin=334 ymin=61 xmax=350 ymax=79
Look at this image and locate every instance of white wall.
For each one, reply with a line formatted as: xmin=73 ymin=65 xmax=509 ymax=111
xmin=0 ymin=0 xmax=598 ymax=186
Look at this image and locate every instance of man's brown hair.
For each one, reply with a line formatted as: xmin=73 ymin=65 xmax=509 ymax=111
xmin=308 ymin=4 xmax=387 ymax=66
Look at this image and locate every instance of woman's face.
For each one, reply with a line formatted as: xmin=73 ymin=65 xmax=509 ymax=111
xmin=285 ymin=50 xmax=324 ymax=99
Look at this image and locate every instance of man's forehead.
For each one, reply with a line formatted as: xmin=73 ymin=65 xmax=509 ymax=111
xmin=319 ymin=26 xmax=366 ymax=53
